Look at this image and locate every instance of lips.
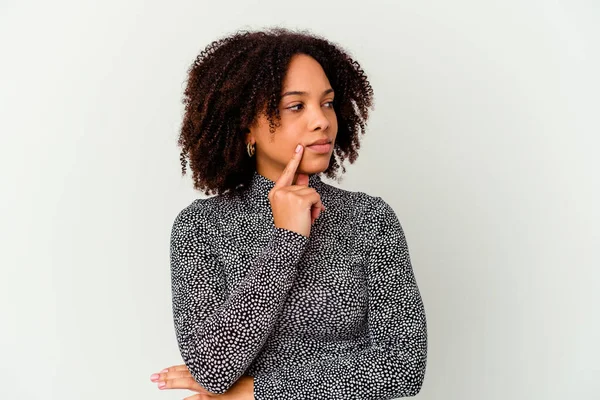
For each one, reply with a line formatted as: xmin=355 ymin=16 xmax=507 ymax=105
xmin=308 ymin=138 xmax=331 ymax=146
xmin=306 ymin=139 xmax=332 ymax=154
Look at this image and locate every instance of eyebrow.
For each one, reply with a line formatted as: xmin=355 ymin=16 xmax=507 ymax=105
xmin=281 ymin=88 xmax=335 ymax=98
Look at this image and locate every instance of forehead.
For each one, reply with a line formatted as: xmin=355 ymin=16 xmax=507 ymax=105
xmin=282 ymin=54 xmax=331 ymax=90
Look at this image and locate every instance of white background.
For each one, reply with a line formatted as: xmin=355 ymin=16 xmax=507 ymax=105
xmin=1 ymin=0 xmax=598 ymax=399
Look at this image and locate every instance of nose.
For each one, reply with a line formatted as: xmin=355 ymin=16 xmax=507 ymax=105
xmin=308 ymin=105 xmax=330 ymax=132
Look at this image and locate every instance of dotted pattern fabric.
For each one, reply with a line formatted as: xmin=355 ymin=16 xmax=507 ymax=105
xmin=169 ymin=171 xmax=427 ymax=400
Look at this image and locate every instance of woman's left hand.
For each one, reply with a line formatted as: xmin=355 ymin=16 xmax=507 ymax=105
xmin=150 ymin=364 xmax=255 ymax=399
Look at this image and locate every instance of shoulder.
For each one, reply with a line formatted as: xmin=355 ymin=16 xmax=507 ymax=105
xmin=321 ymin=182 xmax=404 ymax=247
xmin=319 ymin=180 xmax=394 ymax=220
xmin=170 ymin=196 xmax=222 ymax=240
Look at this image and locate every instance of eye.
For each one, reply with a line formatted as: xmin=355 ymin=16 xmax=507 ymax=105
xmin=323 ymin=101 xmax=334 ymax=108
xmin=287 ymin=103 xmax=304 ymax=112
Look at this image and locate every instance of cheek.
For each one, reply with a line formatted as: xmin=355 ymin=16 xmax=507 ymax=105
xmin=329 ymin=110 xmax=338 ymax=126
xmin=268 ymin=129 xmax=302 ymax=160
xmin=330 ymin=115 xmax=339 ymax=138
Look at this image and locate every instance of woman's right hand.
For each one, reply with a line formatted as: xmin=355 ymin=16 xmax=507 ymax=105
xmin=268 ymin=144 xmax=325 ymax=238
xmin=151 ymin=364 xmax=255 ymax=399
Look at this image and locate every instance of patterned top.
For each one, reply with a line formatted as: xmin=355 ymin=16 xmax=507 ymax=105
xmin=169 ymin=171 xmax=428 ymax=400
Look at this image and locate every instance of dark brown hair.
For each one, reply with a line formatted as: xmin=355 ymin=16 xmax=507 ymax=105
xmin=178 ymin=27 xmax=374 ymax=196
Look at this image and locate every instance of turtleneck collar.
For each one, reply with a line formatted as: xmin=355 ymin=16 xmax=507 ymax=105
xmin=246 ymin=170 xmax=323 ymax=211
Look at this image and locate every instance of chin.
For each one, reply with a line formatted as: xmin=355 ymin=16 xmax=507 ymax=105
xmin=299 ymin=158 xmax=331 ymax=175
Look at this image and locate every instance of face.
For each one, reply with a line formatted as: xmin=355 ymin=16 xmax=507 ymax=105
xmin=246 ymin=53 xmax=338 ymax=182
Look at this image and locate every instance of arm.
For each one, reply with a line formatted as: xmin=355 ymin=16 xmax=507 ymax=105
xmin=170 ymin=204 xmax=309 ymax=395
xmin=253 ymin=197 xmax=428 ymax=400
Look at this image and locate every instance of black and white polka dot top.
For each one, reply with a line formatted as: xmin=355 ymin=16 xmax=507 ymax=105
xmin=169 ymin=171 xmax=428 ymax=400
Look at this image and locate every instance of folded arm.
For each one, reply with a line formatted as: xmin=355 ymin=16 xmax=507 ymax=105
xmin=170 ymin=204 xmax=309 ymax=394
xmin=253 ymin=197 xmax=428 ymax=400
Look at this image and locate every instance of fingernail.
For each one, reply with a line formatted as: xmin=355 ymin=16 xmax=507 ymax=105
xmin=150 ymin=373 xmax=159 ymax=381
xmin=158 ymin=382 xmax=166 ymax=389
xmin=295 ymin=144 xmax=302 ymax=153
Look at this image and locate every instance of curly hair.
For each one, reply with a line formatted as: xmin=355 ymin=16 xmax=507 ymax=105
xmin=178 ymin=27 xmax=374 ymax=197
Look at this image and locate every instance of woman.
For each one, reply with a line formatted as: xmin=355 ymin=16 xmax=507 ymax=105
xmin=150 ymin=28 xmax=428 ymax=400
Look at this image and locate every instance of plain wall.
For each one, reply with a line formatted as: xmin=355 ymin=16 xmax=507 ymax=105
xmin=1 ymin=0 xmax=598 ymax=399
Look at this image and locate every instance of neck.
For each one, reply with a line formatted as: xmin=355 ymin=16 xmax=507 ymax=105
xmin=250 ymin=169 xmax=322 ymax=192
xmin=255 ymin=164 xmax=307 ymax=184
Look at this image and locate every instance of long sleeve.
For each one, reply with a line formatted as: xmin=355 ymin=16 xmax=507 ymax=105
xmin=253 ymin=197 xmax=428 ymax=400
xmin=169 ymin=204 xmax=309 ymax=394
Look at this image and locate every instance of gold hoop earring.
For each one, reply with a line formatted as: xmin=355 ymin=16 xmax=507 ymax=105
xmin=246 ymin=142 xmax=255 ymax=157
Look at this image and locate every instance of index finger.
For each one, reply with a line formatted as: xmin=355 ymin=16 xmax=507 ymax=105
xmin=273 ymin=144 xmax=304 ymax=188
xmin=160 ymin=364 xmax=188 ymax=373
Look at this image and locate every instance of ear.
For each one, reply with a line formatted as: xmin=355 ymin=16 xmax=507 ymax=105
xmin=244 ymin=128 xmax=254 ymax=145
